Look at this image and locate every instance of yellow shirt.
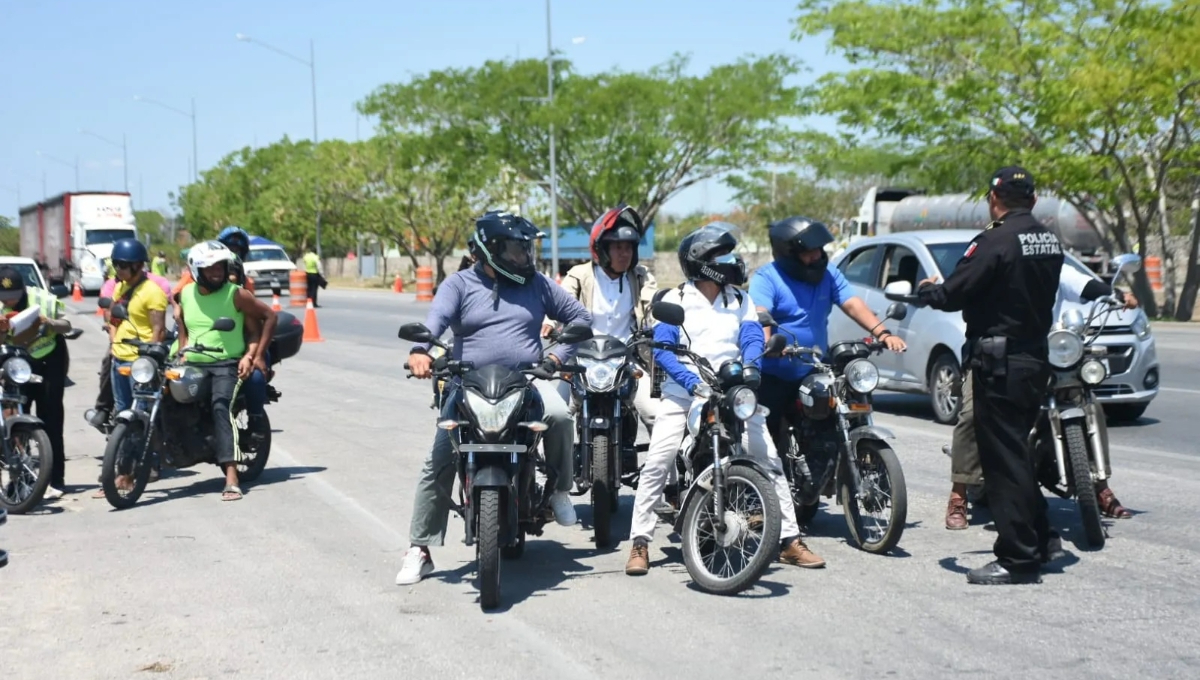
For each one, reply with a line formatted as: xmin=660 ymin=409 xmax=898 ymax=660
xmin=304 ymin=252 xmax=320 ymax=274
xmin=111 ymin=278 xmax=168 ymax=362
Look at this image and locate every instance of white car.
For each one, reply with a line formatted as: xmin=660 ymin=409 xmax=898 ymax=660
xmin=241 ymin=244 xmax=296 ymax=294
xmin=828 ymin=230 xmax=1159 ymax=424
xmin=0 ymin=256 xmax=67 ymax=296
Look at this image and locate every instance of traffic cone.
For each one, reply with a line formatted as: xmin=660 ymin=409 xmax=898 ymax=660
xmin=271 ymin=292 xmax=282 ymax=312
xmin=393 ymin=273 xmax=404 ymax=293
xmin=95 ymin=304 xmax=104 ymax=317
xmin=302 ymin=298 xmax=324 ymax=343
xmin=71 ymin=281 xmax=83 ymax=302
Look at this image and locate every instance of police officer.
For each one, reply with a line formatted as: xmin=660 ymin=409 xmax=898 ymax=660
xmin=913 ymin=166 xmax=1063 ymax=585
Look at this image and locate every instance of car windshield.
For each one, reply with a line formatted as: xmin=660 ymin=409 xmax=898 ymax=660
xmin=85 ymin=229 xmax=136 ymax=245
xmin=2 ymin=264 xmax=44 ymax=290
xmin=248 ymin=247 xmax=289 ymax=262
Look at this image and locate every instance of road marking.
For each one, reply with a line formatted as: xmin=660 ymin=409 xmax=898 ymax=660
xmin=1159 ymin=386 xmax=1200 ymax=395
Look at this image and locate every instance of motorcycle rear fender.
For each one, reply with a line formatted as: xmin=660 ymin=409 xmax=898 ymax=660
xmin=671 ymin=458 xmax=776 ymax=535
xmin=4 ymin=414 xmax=45 ymax=440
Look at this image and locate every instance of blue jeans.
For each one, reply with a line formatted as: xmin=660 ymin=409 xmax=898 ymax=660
xmin=111 ymin=360 xmax=133 ymax=413
xmin=243 ymin=349 xmax=270 ymax=417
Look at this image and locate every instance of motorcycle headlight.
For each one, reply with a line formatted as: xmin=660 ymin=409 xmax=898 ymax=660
xmin=131 ymin=357 xmax=158 ymax=384
xmin=579 ymin=357 xmax=623 ymax=391
xmin=1080 ymin=359 xmax=1107 ymax=385
xmin=1048 ymin=329 xmax=1084 ymax=368
xmin=844 ymin=358 xmax=880 ymax=394
xmin=464 ymin=389 xmax=523 ymax=434
xmin=686 ymin=399 xmax=706 ymax=437
xmin=728 ymin=386 xmax=758 ymax=421
xmin=1131 ymin=311 xmax=1150 ymax=339
xmin=3 ymin=357 xmax=32 ymax=384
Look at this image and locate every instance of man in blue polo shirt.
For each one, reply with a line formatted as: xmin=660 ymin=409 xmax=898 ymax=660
xmin=749 ymin=217 xmax=907 ymax=565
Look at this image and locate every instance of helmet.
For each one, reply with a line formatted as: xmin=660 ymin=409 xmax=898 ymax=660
xmin=768 ymin=216 xmax=835 ymax=285
xmin=217 ymin=226 xmax=250 ymax=261
xmin=589 ymin=204 xmax=644 ymax=271
xmin=677 ymin=222 xmax=747 ymax=286
xmin=110 ymin=238 xmax=149 ymax=266
xmin=187 ymin=240 xmax=236 ymax=292
xmin=471 ymin=211 xmax=542 ymax=285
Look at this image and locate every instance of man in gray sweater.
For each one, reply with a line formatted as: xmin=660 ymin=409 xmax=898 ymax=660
xmin=397 ymin=211 xmax=593 ymax=586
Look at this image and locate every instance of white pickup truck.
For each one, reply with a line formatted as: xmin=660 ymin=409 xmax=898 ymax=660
xmin=241 ymin=243 xmax=297 ymax=294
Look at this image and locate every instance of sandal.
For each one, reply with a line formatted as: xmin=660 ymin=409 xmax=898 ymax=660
xmin=221 ymin=485 xmax=243 ymax=502
xmin=1098 ymin=488 xmax=1132 ymax=519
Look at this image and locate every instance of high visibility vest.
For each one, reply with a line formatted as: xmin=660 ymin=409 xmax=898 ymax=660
xmin=4 ymin=288 xmax=66 ymax=360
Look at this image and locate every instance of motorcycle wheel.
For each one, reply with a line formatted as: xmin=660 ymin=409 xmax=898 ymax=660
xmin=591 ymin=435 xmax=613 ymax=547
xmin=236 ymin=410 xmax=271 ymax=483
xmin=840 ymin=440 xmax=907 ymax=554
xmin=477 ymin=488 xmax=503 ymax=610
xmin=0 ymin=427 xmax=53 ymax=514
xmin=100 ymin=422 xmax=153 ymax=510
xmin=681 ymin=465 xmax=781 ymax=596
xmin=1065 ymin=421 xmax=1105 ymax=549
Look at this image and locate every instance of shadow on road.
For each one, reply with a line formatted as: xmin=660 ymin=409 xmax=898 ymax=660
xmin=98 ymin=465 xmax=328 ymax=510
xmin=430 ymin=539 xmax=601 ymax=613
xmin=804 ymin=502 xmax=918 ymax=558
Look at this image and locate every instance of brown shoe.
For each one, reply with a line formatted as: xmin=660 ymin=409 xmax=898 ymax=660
xmin=625 ymin=540 xmax=650 ymax=575
xmin=779 ymin=537 xmax=826 ymax=569
xmin=946 ymin=495 xmax=969 ymax=530
xmin=1098 ymin=488 xmax=1132 ymax=519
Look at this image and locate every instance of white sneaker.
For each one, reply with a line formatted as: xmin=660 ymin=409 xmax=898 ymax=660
xmin=395 ymin=546 xmax=434 ymax=585
xmin=549 ymin=491 xmax=577 ymax=526
xmin=43 ymin=487 xmax=65 ymax=501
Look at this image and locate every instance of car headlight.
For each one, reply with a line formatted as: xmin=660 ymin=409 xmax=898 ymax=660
xmin=579 ymin=357 xmax=623 ymax=391
xmin=728 ymin=386 xmax=758 ymax=421
xmin=464 ymin=389 xmax=523 ymax=434
xmin=1131 ymin=311 xmax=1150 ymax=339
xmin=131 ymin=357 xmax=158 ymax=384
xmin=1048 ymin=329 xmax=1084 ymax=368
xmin=844 ymin=358 xmax=880 ymax=394
xmin=3 ymin=357 xmax=32 ymax=384
xmin=1080 ymin=359 xmax=1107 ymax=385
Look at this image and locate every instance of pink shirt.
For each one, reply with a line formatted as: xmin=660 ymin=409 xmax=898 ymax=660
xmin=101 ymin=274 xmax=173 ymax=300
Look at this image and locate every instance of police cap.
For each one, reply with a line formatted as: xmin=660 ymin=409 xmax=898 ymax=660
xmin=987 ymin=166 xmax=1036 ymax=201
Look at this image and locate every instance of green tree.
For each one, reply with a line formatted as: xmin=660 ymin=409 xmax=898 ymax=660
xmin=0 ymin=217 xmax=18 ymax=256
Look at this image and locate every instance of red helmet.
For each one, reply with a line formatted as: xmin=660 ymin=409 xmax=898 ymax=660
xmin=589 ymin=203 xmax=645 ymax=270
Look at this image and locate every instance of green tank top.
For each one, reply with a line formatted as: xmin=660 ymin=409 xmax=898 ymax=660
xmin=180 ymin=283 xmax=245 ymax=363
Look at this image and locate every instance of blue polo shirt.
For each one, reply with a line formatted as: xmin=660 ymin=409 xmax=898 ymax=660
xmin=749 ymin=262 xmax=852 ymax=381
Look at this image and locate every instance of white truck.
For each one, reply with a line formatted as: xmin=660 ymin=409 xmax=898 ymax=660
xmin=844 ymin=187 xmax=1109 ymax=273
xmin=18 ymin=192 xmax=139 ymax=294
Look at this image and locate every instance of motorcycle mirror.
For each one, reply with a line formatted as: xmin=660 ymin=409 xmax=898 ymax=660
xmin=885 ymin=301 xmax=908 ymax=321
xmin=98 ymin=297 xmax=113 ymax=310
xmin=556 ymin=323 xmax=594 ymax=345
xmin=765 ymin=333 xmax=787 ymax=354
xmin=398 ymin=322 xmax=434 ymax=343
xmin=1111 ymin=253 xmax=1141 ymax=279
xmin=651 ymin=301 xmax=685 ymax=326
xmin=758 ymin=310 xmax=779 ymax=328
xmin=212 ymin=317 xmax=236 ymax=332
xmin=49 ymin=283 xmax=71 ymax=298
xmin=109 ymin=303 xmax=129 ymax=321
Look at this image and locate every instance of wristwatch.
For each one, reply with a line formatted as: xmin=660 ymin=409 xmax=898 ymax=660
xmin=876 ymin=329 xmax=893 ymax=340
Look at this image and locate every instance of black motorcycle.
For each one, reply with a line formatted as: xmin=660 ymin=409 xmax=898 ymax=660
xmin=762 ymin=302 xmax=910 ymax=555
xmin=0 ymin=507 xmax=7 ymax=568
xmin=98 ymin=301 xmax=281 ymax=509
xmin=0 ymin=343 xmax=55 ymax=514
xmin=400 ymin=321 xmax=593 ymax=610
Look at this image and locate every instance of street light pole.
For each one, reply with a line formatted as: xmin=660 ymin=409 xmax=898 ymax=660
xmin=237 ymin=33 xmax=323 ymax=258
xmin=79 ymin=129 xmax=129 ymax=192
xmin=134 ymin=95 xmax=198 ymax=182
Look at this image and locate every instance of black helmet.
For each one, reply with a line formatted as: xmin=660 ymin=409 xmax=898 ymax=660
xmin=111 ymin=238 xmax=149 ymax=266
xmin=677 ymin=222 xmax=747 ymax=286
xmin=471 ymin=211 xmax=542 ymax=285
xmin=768 ymin=216 xmax=835 ymax=285
xmin=590 ymin=204 xmax=644 ymax=271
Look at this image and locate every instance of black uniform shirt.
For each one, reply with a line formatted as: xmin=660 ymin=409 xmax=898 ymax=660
xmin=917 ymin=209 xmax=1064 ymax=343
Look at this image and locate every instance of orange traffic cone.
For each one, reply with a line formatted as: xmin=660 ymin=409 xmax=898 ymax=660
xmin=393 ymin=274 xmax=404 ymax=293
xmin=302 ymin=298 xmax=324 ymax=343
xmin=71 ymin=281 xmax=83 ymax=302
xmin=95 ymin=304 xmax=105 ymax=317
xmin=271 ymin=292 xmax=282 ymax=312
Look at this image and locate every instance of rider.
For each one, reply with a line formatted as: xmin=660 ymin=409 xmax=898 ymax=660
xmin=213 ymin=227 xmax=269 ymax=435
xmin=174 ymin=241 xmax=278 ymax=502
xmin=942 ymin=261 xmax=1140 ymax=529
xmin=749 ymin=217 xmax=908 ymax=567
xmin=624 ymin=222 xmax=814 ymax=576
xmin=172 ymin=227 xmax=256 ymax=298
xmin=395 ymin=211 xmax=592 ymax=586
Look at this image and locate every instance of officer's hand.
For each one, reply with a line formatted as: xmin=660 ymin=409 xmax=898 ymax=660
xmin=883 ymin=335 xmax=907 ymax=353
xmin=540 ymin=323 xmax=556 ymax=339
xmin=1122 ymin=292 xmax=1139 ymax=309
xmin=918 ymin=276 xmax=939 ymax=289
xmin=408 ymin=352 xmax=433 ymax=380
xmin=237 ymin=355 xmax=254 ymax=380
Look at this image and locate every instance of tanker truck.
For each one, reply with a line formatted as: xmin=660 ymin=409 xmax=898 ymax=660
xmin=18 ymin=192 xmax=139 ymax=294
xmin=845 ymin=186 xmax=1108 ymax=273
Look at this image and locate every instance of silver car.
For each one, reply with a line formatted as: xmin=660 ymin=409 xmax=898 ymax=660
xmin=828 ymin=230 xmax=1159 ymax=424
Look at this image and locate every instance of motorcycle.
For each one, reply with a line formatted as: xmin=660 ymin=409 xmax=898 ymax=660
xmin=1030 ymin=252 xmax=1143 ymax=549
xmin=0 ymin=343 xmax=55 ymax=514
xmin=399 ymin=321 xmax=594 ymax=611
xmin=97 ymin=300 xmax=281 ymax=509
xmin=0 ymin=507 xmax=7 ymax=568
xmin=646 ymin=300 xmax=790 ymax=596
xmin=760 ymin=303 xmax=910 ymax=555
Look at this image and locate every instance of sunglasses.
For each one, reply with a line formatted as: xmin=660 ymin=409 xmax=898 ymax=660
xmin=112 ymin=261 xmax=137 ymax=270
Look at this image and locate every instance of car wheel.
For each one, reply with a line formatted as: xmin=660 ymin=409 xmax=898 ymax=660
xmin=928 ymin=352 xmax=962 ymax=425
xmin=1103 ymin=402 xmax=1148 ymax=423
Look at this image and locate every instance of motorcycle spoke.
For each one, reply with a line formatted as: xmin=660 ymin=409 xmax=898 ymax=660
xmin=693 ymin=479 xmax=767 ymax=580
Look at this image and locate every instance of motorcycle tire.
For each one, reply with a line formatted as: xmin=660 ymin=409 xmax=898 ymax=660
xmin=100 ymin=422 xmax=153 ymax=510
xmin=1065 ymin=421 xmax=1105 ymax=549
xmin=0 ymin=426 xmax=54 ymax=514
xmin=840 ymin=440 xmax=907 ymax=555
xmin=591 ymin=435 xmax=613 ymax=547
xmin=477 ymin=488 xmax=503 ymax=610
xmin=682 ymin=465 xmax=781 ymax=596
xmin=236 ymin=410 xmax=271 ymax=483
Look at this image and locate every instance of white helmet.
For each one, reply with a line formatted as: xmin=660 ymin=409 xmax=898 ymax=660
xmin=187 ymin=240 xmax=236 ymax=291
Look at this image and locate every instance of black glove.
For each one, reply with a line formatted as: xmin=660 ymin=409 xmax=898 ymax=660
xmin=528 ymin=356 xmax=559 ymax=381
xmin=743 ymin=366 xmax=762 ymax=390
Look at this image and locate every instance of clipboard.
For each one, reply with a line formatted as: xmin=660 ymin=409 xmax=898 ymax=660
xmin=8 ymin=305 xmax=40 ymax=336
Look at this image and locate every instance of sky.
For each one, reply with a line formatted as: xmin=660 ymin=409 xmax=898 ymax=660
xmin=0 ymin=0 xmax=850 ymax=224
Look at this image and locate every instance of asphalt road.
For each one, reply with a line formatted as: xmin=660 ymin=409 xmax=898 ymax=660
xmin=3 ymin=288 xmax=1198 ymax=680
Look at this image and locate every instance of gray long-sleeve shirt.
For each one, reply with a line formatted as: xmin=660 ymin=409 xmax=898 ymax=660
xmin=413 ymin=264 xmax=592 ymax=368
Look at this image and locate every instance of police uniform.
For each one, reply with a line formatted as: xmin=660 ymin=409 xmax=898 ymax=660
xmin=0 ymin=274 xmax=69 ymax=492
xmin=916 ymin=166 xmax=1063 ymax=585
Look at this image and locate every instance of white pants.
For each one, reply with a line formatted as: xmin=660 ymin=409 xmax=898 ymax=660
xmin=629 ymin=394 xmax=800 ymax=542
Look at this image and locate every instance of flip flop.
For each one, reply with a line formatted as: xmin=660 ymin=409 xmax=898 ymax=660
xmin=221 ymin=485 xmax=243 ymax=502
